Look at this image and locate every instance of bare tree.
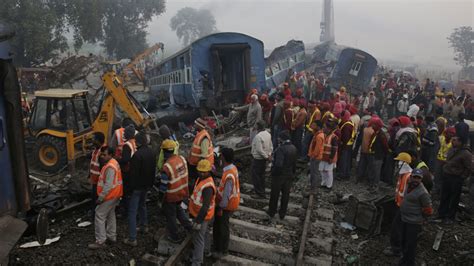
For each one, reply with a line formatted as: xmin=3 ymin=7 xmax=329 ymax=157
xmin=447 ymin=26 xmax=474 ymax=69
xmin=170 ymin=7 xmax=218 ymax=46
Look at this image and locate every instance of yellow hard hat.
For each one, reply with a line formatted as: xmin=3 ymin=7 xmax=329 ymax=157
xmin=394 ymin=152 xmax=412 ymax=164
xmin=161 ymin=139 xmax=176 ymax=150
xmin=196 ymin=159 xmax=212 ymax=172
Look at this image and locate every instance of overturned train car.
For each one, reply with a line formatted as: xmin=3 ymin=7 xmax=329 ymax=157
xmin=311 ymin=41 xmax=377 ymax=94
xmin=147 ymin=32 xmax=266 ymax=110
xmin=265 ymin=40 xmax=305 ymax=89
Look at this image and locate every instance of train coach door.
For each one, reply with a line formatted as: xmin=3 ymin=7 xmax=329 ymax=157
xmin=211 ymin=44 xmax=251 ymax=106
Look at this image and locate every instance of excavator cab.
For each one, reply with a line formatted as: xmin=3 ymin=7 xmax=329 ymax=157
xmin=29 ymin=89 xmax=93 ymax=172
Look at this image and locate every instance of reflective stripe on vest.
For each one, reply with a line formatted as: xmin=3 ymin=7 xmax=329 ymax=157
xmin=189 ymin=177 xmax=216 ymax=221
xmin=125 ymin=139 xmax=137 ymax=157
xmin=115 ymin=128 xmax=126 ymax=157
xmin=369 ymin=133 xmax=377 ymax=154
xmin=306 ymin=108 xmax=321 ymax=132
xmin=416 ymin=161 xmax=428 ymax=170
xmin=97 ymin=158 xmax=123 ymax=201
xmin=189 ymin=130 xmax=214 ymax=166
xmin=217 ymin=165 xmax=240 ymax=211
xmin=163 ymin=155 xmax=189 ymax=202
xmin=341 ymin=121 xmax=356 ymax=145
xmin=395 ymin=172 xmax=411 ymax=207
xmin=322 ymin=132 xmax=338 ymax=163
xmin=89 ymin=147 xmax=102 ymax=184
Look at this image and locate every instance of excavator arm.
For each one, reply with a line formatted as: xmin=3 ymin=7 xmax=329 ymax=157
xmin=92 ymin=70 xmax=158 ymax=141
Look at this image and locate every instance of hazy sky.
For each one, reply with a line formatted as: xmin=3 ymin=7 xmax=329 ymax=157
xmin=147 ymin=0 xmax=473 ymax=68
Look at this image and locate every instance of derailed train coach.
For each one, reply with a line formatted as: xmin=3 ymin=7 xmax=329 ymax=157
xmin=147 ymin=32 xmax=266 ymax=110
xmin=264 ymin=40 xmax=306 ymax=89
xmin=311 ymin=41 xmax=378 ymax=94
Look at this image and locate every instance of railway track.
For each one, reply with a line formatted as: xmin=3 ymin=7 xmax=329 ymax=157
xmin=150 ymin=177 xmax=336 ymax=266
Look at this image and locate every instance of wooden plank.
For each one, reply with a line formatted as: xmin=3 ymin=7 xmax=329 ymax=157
xmin=296 ymin=194 xmax=314 ymax=266
xmin=164 ymin=234 xmax=192 ymax=266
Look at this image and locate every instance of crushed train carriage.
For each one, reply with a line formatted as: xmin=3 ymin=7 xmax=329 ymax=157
xmin=147 ymin=32 xmax=266 ymax=110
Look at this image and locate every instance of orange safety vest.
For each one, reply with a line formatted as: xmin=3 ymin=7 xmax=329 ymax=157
xmin=188 ymin=130 xmax=214 ymax=166
xmin=89 ymin=146 xmax=103 ymax=184
xmin=341 ymin=120 xmax=356 ymax=146
xmin=114 ymin=128 xmax=126 ymax=157
xmin=162 ymin=155 xmax=189 ymax=203
xmin=368 ymin=132 xmax=378 ymax=154
xmin=306 ymin=108 xmax=321 ymax=132
xmin=216 ymin=164 xmax=240 ymax=211
xmin=395 ymin=172 xmax=411 ymax=207
xmin=189 ymin=177 xmax=216 ymax=221
xmin=308 ymin=131 xmax=324 ymax=160
xmin=125 ymin=139 xmax=137 ymax=157
xmin=97 ymin=158 xmax=123 ymax=201
xmin=322 ymin=131 xmax=338 ymax=163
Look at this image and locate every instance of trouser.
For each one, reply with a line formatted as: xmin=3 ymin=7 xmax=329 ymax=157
xmin=301 ymin=129 xmax=313 ymax=160
xmin=434 ymin=160 xmax=445 ymax=193
xmin=369 ymin=158 xmax=383 ymax=187
xmin=192 ymin=220 xmax=210 ymax=266
xmin=309 ymin=159 xmax=321 ymax=189
xmin=188 ymin=164 xmax=198 ymax=193
xmin=268 ymin=174 xmax=292 ymax=219
xmin=163 ymin=201 xmax=192 ymax=240
xmin=272 ymin=125 xmax=281 ymax=149
xmin=128 ymin=190 xmax=148 ymax=241
xmin=398 ymin=222 xmax=421 ymax=266
xmin=387 ymin=105 xmax=395 ymax=119
xmin=357 ymin=153 xmax=370 ymax=182
xmin=91 ymin=184 xmax=98 ymax=220
xmin=291 ymin=127 xmax=304 ymax=155
xmin=251 ymin=158 xmax=267 ymax=196
xmin=381 ymin=154 xmax=396 ymax=185
xmin=320 ymin=168 xmax=334 ymax=188
xmin=438 ymin=174 xmax=464 ymax=219
xmin=338 ymin=147 xmax=352 ymax=179
xmin=95 ymin=198 xmax=120 ymax=243
xmin=213 ymin=210 xmax=231 ymax=253
xmin=389 ymin=208 xmax=402 ymax=253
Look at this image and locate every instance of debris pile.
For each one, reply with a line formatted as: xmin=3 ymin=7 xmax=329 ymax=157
xmin=47 ymin=55 xmax=103 ymax=96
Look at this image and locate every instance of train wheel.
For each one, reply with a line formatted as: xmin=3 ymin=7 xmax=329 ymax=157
xmin=34 ymin=135 xmax=67 ymax=172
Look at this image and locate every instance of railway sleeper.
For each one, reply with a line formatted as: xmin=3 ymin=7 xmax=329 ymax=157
xmin=235 ymin=205 xmax=300 ymax=226
xmin=240 ymin=193 xmax=303 ymax=211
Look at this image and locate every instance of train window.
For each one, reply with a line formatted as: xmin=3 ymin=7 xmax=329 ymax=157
xmin=178 ymin=72 xmax=181 ymax=83
xmin=265 ymin=67 xmax=273 ymax=78
xmin=271 ymin=63 xmax=280 ymax=73
xmin=185 ymin=53 xmax=190 ymax=65
xmin=172 ymin=57 xmax=178 ymax=70
xmin=280 ymin=59 xmax=289 ymax=69
xmin=179 ymin=57 xmax=185 ymax=68
xmin=349 ymin=61 xmax=363 ymax=76
xmin=186 ymin=68 xmax=191 ymax=83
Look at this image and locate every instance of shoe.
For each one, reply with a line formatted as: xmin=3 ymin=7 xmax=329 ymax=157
xmin=264 ymin=211 xmax=274 ymax=221
xmin=137 ymin=226 xmax=149 ymax=233
xmin=443 ymin=218 xmax=454 ymax=225
xmin=204 ymin=251 xmax=213 ymax=258
xmin=106 ymin=238 xmax=117 ymax=244
xmin=251 ymin=193 xmax=266 ymax=199
xmin=383 ymin=247 xmax=400 ymax=257
xmin=279 ymin=215 xmax=285 ymax=220
xmin=123 ymin=238 xmax=138 ymax=247
xmin=88 ymin=242 xmax=106 ymax=249
xmin=212 ymin=252 xmax=226 ymax=259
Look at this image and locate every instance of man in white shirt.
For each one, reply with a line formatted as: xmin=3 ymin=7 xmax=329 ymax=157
xmin=251 ymin=120 xmax=273 ymax=199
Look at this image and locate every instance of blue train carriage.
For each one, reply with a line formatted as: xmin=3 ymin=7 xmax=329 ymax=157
xmin=327 ymin=44 xmax=378 ymax=93
xmin=312 ymin=42 xmax=377 ymax=95
xmin=147 ymin=32 xmax=266 ymax=110
xmin=0 ymin=22 xmax=31 ymax=263
xmin=265 ymin=40 xmax=305 ymax=89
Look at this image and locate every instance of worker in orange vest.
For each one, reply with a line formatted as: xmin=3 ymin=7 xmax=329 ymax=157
xmin=110 ymin=118 xmax=134 ymax=157
xmin=159 ymin=139 xmax=192 ymax=243
xmin=212 ymin=148 xmax=240 ymax=258
xmin=88 ymin=146 xmax=123 ymax=249
xmin=89 ymin=132 xmax=105 ymax=219
xmin=188 ymin=118 xmax=214 ymax=191
xmin=384 ymin=152 xmax=412 ymax=257
xmin=320 ymin=118 xmax=339 ymax=189
xmin=189 ymin=159 xmax=216 ymax=266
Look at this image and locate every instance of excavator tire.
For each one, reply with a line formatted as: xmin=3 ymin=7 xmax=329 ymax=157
xmin=34 ymin=135 xmax=67 ymax=173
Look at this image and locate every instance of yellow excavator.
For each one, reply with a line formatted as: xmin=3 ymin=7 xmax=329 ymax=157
xmin=28 ymin=69 xmax=159 ymax=172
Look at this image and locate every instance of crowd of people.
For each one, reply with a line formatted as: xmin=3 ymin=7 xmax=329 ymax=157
xmin=85 ymin=70 xmax=472 ymax=265
xmin=241 ymin=71 xmax=473 ymax=266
